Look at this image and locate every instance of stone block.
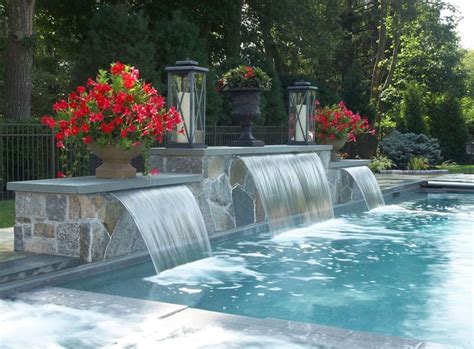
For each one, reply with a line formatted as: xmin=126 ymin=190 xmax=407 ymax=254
xmin=16 ymin=217 xmax=31 ymax=224
xmin=243 ymin=173 xmax=256 ymax=199
xmin=209 ymin=201 xmax=235 ymax=232
xmin=99 ymin=199 xmax=124 ymax=235
xmin=230 ymin=159 xmax=247 ymax=186
xmin=15 ymin=192 xmax=45 ymax=217
xmin=24 ymin=237 xmax=57 ymax=255
xmin=79 ymin=223 xmax=91 ymax=262
xmin=232 ymin=185 xmax=255 ymax=227
xmin=56 ymin=223 xmax=80 ymax=257
xmin=105 ymin=211 xmax=147 ymax=259
xmin=13 ymin=225 xmax=24 ymax=251
xmin=23 ymin=225 xmax=32 ymax=237
xmin=45 ymin=194 xmax=67 ymax=221
xmin=69 ymin=195 xmax=105 ymax=220
xmin=34 ymin=223 xmax=55 ymax=238
xmin=205 ymin=156 xmax=226 ymax=179
xmin=90 ymin=222 xmax=110 ymax=262
xmin=209 ymin=175 xmax=232 ymax=206
xmin=166 ymin=157 xmax=203 ymax=174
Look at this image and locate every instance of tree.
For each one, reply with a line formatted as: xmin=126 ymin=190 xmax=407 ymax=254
xmin=4 ymin=0 xmax=35 ymax=119
xmin=399 ymin=81 xmax=427 ymax=134
xmin=428 ymin=93 xmax=469 ymax=162
xmin=73 ymin=4 xmax=157 ymax=86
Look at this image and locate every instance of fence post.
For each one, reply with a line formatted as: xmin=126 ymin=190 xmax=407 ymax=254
xmin=51 ymin=129 xmax=56 ymax=177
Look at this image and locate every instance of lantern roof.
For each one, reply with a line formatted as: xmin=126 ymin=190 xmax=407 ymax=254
xmin=287 ymin=81 xmax=318 ymax=91
xmin=165 ymin=59 xmax=209 ymax=73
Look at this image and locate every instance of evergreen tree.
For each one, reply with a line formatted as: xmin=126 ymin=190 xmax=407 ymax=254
xmin=428 ymin=93 xmax=469 ymax=162
xmin=74 ymin=4 xmax=157 ymax=86
xmin=400 ymin=82 xmax=427 ymax=134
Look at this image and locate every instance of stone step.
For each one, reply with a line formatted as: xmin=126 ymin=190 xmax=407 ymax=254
xmin=0 ymin=253 xmax=80 ymax=284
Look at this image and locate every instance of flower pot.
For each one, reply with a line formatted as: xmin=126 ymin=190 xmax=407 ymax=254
xmin=89 ymin=143 xmax=144 ymax=179
xmin=320 ymin=138 xmax=346 ymax=161
xmin=227 ymin=88 xmax=264 ymax=147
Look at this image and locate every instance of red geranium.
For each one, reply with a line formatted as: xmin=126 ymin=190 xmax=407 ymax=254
xmin=41 ymin=62 xmax=180 ymax=151
xmin=314 ymin=101 xmax=375 ymax=142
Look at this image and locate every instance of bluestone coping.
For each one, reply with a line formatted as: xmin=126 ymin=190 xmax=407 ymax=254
xmin=150 ymin=144 xmax=332 ymax=157
xmin=7 ymin=173 xmax=203 ymax=194
xmin=329 ymin=159 xmax=371 ymax=168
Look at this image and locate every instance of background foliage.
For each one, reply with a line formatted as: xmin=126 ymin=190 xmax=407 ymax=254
xmin=0 ymin=0 xmax=473 ymax=161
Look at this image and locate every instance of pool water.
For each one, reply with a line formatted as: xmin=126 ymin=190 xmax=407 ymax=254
xmin=61 ymin=192 xmax=474 ymax=348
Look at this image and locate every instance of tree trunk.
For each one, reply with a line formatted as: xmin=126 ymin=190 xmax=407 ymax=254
xmin=370 ymin=0 xmax=389 ymax=101
xmin=4 ymin=0 xmax=35 ymax=119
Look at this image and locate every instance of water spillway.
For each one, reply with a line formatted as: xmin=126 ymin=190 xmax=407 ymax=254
xmin=241 ymin=153 xmax=334 ymax=234
xmin=112 ymin=186 xmax=212 ymax=273
xmin=342 ymin=166 xmax=385 ymax=210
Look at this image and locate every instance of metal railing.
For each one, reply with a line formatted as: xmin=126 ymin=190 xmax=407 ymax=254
xmin=0 ymin=123 xmax=289 ymax=200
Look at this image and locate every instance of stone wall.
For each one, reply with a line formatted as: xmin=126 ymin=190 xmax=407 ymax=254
xmin=14 ymin=192 xmax=145 ymax=262
xmin=11 ymin=146 xmax=371 ymax=262
xmin=149 ymin=147 xmax=332 ymax=236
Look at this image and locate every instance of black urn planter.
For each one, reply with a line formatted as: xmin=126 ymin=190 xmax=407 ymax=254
xmin=227 ymin=88 xmax=265 ymax=147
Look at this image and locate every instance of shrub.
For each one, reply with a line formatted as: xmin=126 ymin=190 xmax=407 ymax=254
xmin=369 ymin=154 xmax=394 ymax=173
xmin=428 ymin=93 xmax=469 ymax=162
xmin=400 ymin=82 xmax=427 ymax=134
xmin=379 ymin=131 xmax=442 ymax=169
xmin=407 ymin=156 xmax=430 ymax=170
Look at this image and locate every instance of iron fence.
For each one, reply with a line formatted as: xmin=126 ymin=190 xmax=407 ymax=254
xmin=0 ymin=123 xmax=289 ymax=200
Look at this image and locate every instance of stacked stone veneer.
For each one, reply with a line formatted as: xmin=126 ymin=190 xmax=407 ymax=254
xmin=14 ymin=192 xmax=146 ymax=262
xmin=11 ymin=146 xmax=371 ymax=262
xmin=149 ymin=147 xmax=336 ymax=235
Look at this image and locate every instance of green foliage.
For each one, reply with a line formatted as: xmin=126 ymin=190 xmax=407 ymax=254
xmin=428 ymin=93 xmax=470 ymax=162
xmin=369 ymin=154 xmax=394 ymax=173
xmin=74 ymin=4 xmax=157 ymax=86
xmin=407 ymin=156 xmax=430 ymax=170
xmin=379 ymin=131 xmax=442 ymax=169
xmin=463 ymin=49 xmax=474 ymax=97
xmin=399 ymin=82 xmax=427 ymax=134
xmin=218 ymin=65 xmax=272 ymax=91
xmin=0 ymin=200 xmax=15 ymax=228
xmin=460 ymin=97 xmax=474 ymax=136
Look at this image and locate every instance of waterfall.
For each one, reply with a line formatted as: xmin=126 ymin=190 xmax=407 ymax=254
xmin=112 ymin=186 xmax=212 ymax=273
xmin=241 ymin=153 xmax=333 ymax=234
xmin=342 ymin=166 xmax=385 ymax=210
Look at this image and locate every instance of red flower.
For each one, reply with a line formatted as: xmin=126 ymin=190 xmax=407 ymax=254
xmin=111 ymin=62 xmax=126 ymax=75
xmin=41 ymin=115 xmax=56 ymax=129
xmin=82 ymin=135 xmax=92 ymax=144
xmin=243 ymin=66 xmax=254 ymax=78
xmin=56 ymin=171 xmax=66 ymax=178
xmin=56 ymin=141 xmax=65 ymax=148
xmin=150 ymin=168 xmax=159 ymax=176
xmin=53 ymin=100 xmax=68 ymax=112
xmin=122 ymin=73 xmax=135 ymax=89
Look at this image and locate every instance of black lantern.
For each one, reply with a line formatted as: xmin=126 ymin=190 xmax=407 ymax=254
xmin=287 ymin=82 xmax=318 ymax=145
xmin=165 ymin=59 xmax=208 ymax=148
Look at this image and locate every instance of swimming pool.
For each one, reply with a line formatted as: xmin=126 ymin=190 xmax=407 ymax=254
xmin=61 ymin=192 xmax=474 ymax=348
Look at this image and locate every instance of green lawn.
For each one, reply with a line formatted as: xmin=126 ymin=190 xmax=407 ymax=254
xmin=0 ymin=200 xmax=15 ymax=228
xmin=437 ymin=164 xmax=474 ymax=174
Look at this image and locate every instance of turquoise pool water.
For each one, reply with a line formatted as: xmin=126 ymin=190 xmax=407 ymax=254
xmin=62 ymin=192 xmax=474 ymax=348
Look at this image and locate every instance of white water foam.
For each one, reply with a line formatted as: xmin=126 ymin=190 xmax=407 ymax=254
xmin=0 ymin=300 xmax=308 ymax=349
xmin=143 ymin=256 xmax=265 ymax=286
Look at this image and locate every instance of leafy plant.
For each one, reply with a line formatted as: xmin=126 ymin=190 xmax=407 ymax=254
xmin=216 ymin=65 xmax=272 ymax=92
xmin=41 ymin=62 xmax=180 ymax=176
xmin=314 ymin=101 xmax=375 ymax=142
xmin=379 ymin=131 xmax=442 ymax=169
xmin=407 ymin=156 xmax=430 ymax=170
xmin=369 ymin=154 xmax=394 ymax=173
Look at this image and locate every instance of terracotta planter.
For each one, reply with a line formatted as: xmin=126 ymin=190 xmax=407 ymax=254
xmin=320 ymin=138 xmax=346 ymax=161
xmin=227 ymin=88 xmax=264 ymax=147
xmin=89 ymin=143 xmax=144 ymax=179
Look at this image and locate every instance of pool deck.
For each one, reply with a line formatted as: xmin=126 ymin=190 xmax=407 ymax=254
xmin=8 ymin=286 xmax=459 ymax=348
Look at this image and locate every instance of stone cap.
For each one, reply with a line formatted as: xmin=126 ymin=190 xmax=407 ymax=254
xmin=150 ymin=144 xmax=332 ymax=157
xmin=7 ymin=174 xmax=203 ymax=194
xmin=329 ymin=159 xmax=371 ymax=169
